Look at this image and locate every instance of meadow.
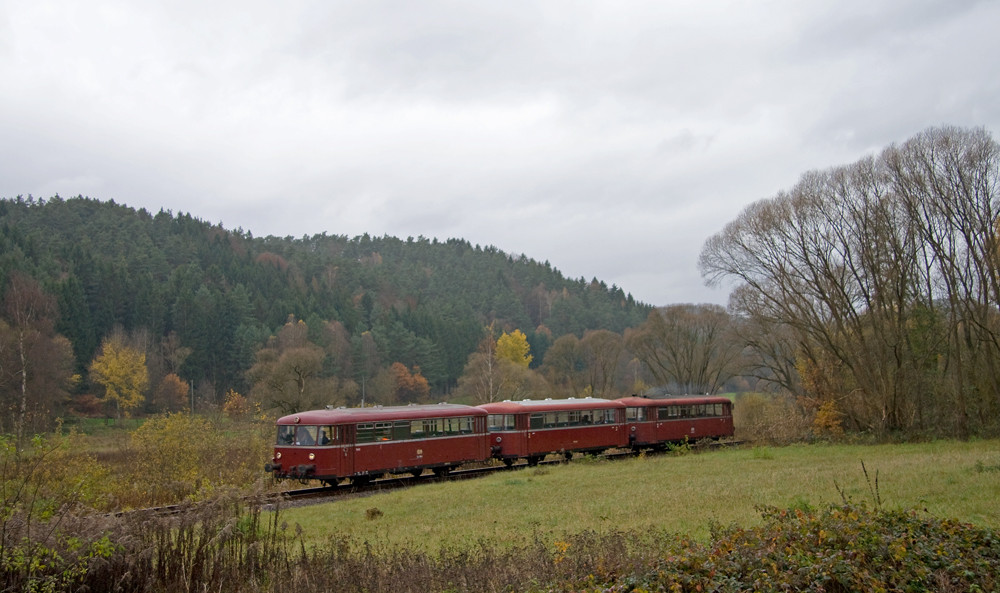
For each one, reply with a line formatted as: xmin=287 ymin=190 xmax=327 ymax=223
xmin=4 ymin=426 xmax=999 ymax=591
xmin=279 ymin=439 xmax=1000 ymax=551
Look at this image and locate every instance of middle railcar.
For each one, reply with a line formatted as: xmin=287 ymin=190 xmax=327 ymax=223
xmin=265 ymin=403 xmax=490 ymax=485
xmin=478 ymin=398 xmax=627 ymax=465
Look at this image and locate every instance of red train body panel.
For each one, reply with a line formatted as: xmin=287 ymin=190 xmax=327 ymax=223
xmin=617 ymin=395 xmax=734 ymax=448
xmin=479 ymin=398 xmax=627 ymax=464
xmin=265 ymin=403 xmax=489 ymax=484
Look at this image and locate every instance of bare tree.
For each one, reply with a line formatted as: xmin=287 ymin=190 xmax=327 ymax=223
xmin=625 ymin=304 xmax=743 ymax=395
xmin=1 ymin=273 xmax=73 ymax=440
xmin=577 ymin=330 xmax=624 ymax=397
xmin=700 ymin=126 xmax=1000 ymax=436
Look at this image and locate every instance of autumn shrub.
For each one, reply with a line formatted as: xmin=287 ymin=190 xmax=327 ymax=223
xmin=733 ymin=392 xmax=812 ymax=443
xmin=543 ymin=504 xmax=1000 ymax=593
xmin=109 ymin=413 xmax=272 ymax=508
xmin=0 ymin=431 xmax=111 ymax=517
xmin=0 ymin=433 xmax=117 ymax=591
xmin=223 ymin=388 xmax=255 ymax=419
xmin=7 ymin=495 xmax=996 ymax=592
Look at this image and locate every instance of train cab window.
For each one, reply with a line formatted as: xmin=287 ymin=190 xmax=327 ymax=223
xmin=488 ymin=414 xmax=516 ymax=431
xmin=626 ymin=407 xmax=646 ymax=422
xmin=592 ymin=409 xmax=615 ymax=424
xmin=277 ymin=425 xmax=296 ymax=445
xmin=296 ymin=425 xmax=318 ymax=446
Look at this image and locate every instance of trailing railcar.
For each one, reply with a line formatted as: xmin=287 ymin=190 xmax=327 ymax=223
xmin=479 ymin=398 xmax=627 ymax=465
xmin=617 ymin=395 xmax=734 ymax=449
xmin=264 ymin=403 xmax=489 ymax=485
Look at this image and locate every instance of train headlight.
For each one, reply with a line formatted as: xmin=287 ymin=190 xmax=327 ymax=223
xmin=308 ymin=453 xmax=316 ymax=460
xmin=275 ymin=451 xmax=282 ymax=460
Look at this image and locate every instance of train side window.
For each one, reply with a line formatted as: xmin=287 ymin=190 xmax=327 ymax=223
xmin=277 ymin=425 xmax=296 ymax=445
xmin=410 ymin=420 xmax=425 ymax=437
xmin=374 ymin=422 xmax=392 ymax=441
xmin=318 ymin=426 xmax=338 ymax=445
xmin=356 ymin=423 xmax=375 ymax=443
xmin=393 ymin=420 xmax=411 ymax=440
xmin=529 ymin=413 xmax=544 ymax=429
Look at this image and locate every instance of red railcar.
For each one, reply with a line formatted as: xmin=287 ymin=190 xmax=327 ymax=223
xmin=264 ymin=403 xmax=489 ymax=485
xmin=617 ymin=395 xmax=734 ymax=449
xmin=478 ymin=398 xmax=627 ymax=465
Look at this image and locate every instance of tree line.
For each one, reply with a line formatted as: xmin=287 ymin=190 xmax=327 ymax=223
xmin=701 ymin=126 xmax=1000 ymax=437
xmin=3 ymin=125 xmax=997 ymax=441
xmin=0 ymin=196 xmax=678 ymax=435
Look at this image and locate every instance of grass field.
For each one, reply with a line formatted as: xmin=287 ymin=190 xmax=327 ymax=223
xmin=277 ymin=439 xmax=1000 ymax=551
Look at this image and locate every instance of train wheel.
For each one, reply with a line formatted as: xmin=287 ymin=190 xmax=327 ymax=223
xmin=564 ymin=452 xmax=573 ymax=461
xmin=527 ymin=456 xmax=541 ymax=467
xmin=410 ymin=469 xmax=423 ymax=478
xmin=322 ymin=479 xmax=339 ymax=488
xmin=432 ymin=466 xmax=450 ymax=478
xmin=352 ymin=476 xmax=371 ymax=486
xmin=502 ymin=458 xmax=514 ymax=468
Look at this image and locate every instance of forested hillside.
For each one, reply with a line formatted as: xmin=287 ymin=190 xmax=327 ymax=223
xmin=0 ymin=195 xmax=651 ymax=432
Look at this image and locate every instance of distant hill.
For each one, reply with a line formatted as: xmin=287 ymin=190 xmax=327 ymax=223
xmin=0 ymin=195 xmax=651 ymax=401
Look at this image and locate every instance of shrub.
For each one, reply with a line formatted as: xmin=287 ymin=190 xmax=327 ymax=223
xmin=548 ymin=504 xmax=1000 ymax=593
xmin=108 ymin=413 xmax=271 ymax=508
xmin=734 ymin=392 xmax=812 ymax=443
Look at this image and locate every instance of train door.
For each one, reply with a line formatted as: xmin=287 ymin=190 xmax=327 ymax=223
xmin=340 ymin=423 xmax=355 ymax=477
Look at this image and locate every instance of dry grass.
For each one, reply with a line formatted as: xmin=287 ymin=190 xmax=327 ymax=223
xmin=278 ymin=440 xmax=1000 ymax=551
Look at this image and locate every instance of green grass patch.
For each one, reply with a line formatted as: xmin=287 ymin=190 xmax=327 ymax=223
xmin=278 ymin=440 xmax=1000 ymax=551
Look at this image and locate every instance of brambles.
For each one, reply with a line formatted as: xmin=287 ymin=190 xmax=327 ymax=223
xmin=542 ymin=504 xmax=1000 ymax=593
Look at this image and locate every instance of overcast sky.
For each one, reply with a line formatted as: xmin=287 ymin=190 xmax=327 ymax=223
xmin=2 ymin=1 xmax=998 ymax=306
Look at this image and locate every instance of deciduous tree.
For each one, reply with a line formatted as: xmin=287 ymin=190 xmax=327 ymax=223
xmin=1 ymin=273 xmax=75 ymax=438
xmin=90 ymin=333 xmax=149 ymax=420
xmin=625 ymin=304 xmax=742 ymax=395
xmin=496 ymin=329 xmax=533 ymax=367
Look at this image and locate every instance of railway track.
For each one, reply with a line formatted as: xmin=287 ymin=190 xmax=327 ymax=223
xmin=276 ymin=439 xmax=742 ymax=507
xmin=108 ymin=440 xmax=742 ymax=517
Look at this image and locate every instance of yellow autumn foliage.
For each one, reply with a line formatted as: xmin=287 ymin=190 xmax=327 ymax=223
xmin=496 ymin=329 xmax=533 ymax=367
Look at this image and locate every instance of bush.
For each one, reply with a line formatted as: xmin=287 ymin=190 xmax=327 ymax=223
xmin=108 ymin=413 xmax=272 ymax=508
xmin=547 ymin=504 xmax=1000 ymax=593
xmin=734 ymin=392 xmax=812 ymax=443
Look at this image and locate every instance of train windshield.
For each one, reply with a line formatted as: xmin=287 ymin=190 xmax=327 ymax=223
xmin=276 ymin=425 xmax=339 ymax=446
xmin=488 ymin=414 xmax=515 ymax=431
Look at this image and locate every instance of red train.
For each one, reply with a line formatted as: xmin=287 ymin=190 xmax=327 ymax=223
xmin=264 ymin=395 xmax=734 ymax=486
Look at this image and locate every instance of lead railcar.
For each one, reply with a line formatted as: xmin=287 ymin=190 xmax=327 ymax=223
xmin=265 ymin=403 xmax=490 ymax=486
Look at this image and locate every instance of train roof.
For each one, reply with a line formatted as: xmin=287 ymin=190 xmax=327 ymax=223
xmin=478 ymin=397 xmax=625 ymax=414
xmin=276 ymin=403 xmax=486 ymax=425
xmin=616 ymin=395 xmax=732 ymax=407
